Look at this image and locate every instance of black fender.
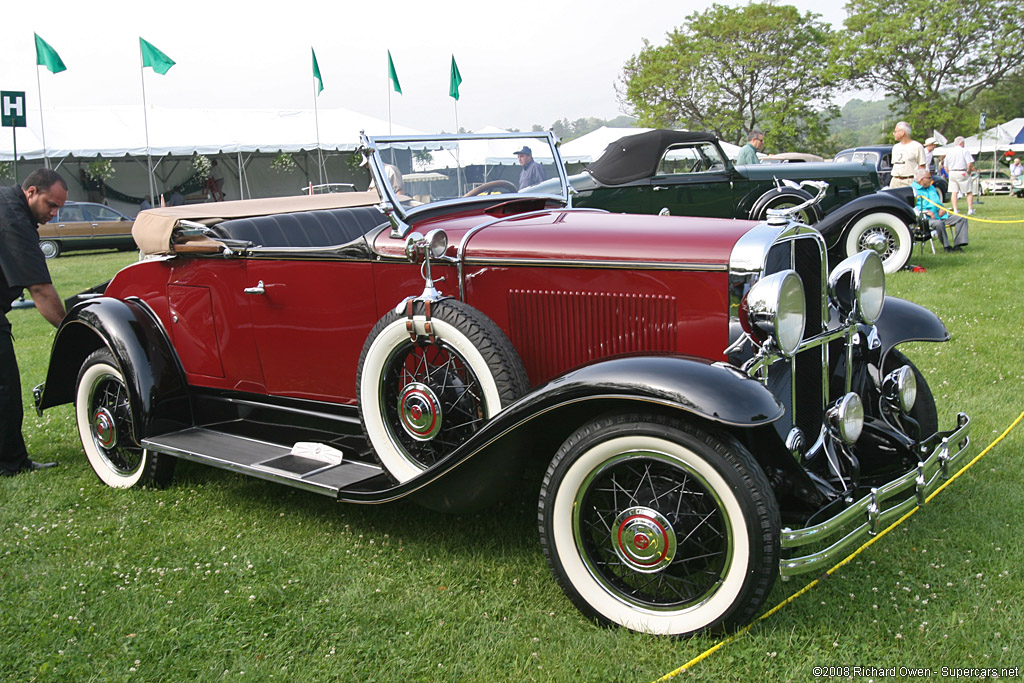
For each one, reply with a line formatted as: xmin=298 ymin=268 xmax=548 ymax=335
xmin=814 ymin=192 xmax=917 ymax=251
xmin=341 ymin=355 xmax=784 ymax=510
xmin=746 ymin=186 xmax=824 ymax=223
xmin=35 ymin=297 xmax=192 ymax=440
xmin=872 ymin=296 xmax=949 ymax=370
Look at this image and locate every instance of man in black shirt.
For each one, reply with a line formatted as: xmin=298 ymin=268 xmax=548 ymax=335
xmin=0 ymin=169 xmax=68 ymax=476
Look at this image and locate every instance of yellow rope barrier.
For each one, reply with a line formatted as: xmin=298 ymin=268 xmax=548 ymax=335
xmin=917 ymin=195 xmax=1024 ymax=224
xmin=652 ymin=409 xmax=1024 ymax=682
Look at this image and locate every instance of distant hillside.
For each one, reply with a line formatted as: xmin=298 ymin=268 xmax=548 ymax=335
xmin=828 ymin=97 xmax=898 ymax=151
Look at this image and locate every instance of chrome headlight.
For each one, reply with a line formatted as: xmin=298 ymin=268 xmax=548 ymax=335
xmin=827 ymin=392 xmax=864 ymax=444
xmin=740 ymin=270 xmax=806 ymax=357
xmin=425 ymin=229 xmax=448 ymax=259
xmin=828 ymin=250 xmax=885 ymax=324
xmin=883 ymin=365 xmax=917 ymax=413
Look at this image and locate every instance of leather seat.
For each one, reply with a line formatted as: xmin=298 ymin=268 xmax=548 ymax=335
xmin=212 ymin=207 xmax=385 ymax=248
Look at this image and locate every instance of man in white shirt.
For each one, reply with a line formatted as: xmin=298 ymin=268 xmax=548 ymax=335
xmin=889 ymin=122 xmax=926 ymax=189
xmin=943 ymin=136 xmax=976 ymax=215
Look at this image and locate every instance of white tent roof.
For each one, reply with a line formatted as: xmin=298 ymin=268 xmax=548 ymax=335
xmin=934 ymin=117 xmax=1024 ymax=156
xmin=558 ymin=126 xmax=743 ymax=164
xmin=0 ymin=105 xmax=421 ymax=160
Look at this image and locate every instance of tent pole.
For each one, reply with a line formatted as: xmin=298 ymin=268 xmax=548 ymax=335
xmin=139 ymin=55 xmax=156 ymax=204
xmin=313 ymin=82 xmax=323 ymax=185
xmin=35 ymin=65 xmax=49 ymax=169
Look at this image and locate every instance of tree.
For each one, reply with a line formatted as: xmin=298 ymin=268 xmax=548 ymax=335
xmin=618 ymin=2 xmax=838 ymax=152
xmin=834 ymin=0 xmax=1024 ymax=137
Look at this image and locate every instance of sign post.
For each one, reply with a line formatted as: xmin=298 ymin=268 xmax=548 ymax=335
xmin=2 ymin=90 xmax=27 ymax=183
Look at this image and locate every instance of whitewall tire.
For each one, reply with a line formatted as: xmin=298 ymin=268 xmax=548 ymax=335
xmin=75 ymin=349 xmax=174 ymax=488
xmin=844 ymin=213 xmax=913 ymax=274
xmin=539 ymin=414 xmax=779 ymax=636
xmin=357 ymin=299 xmax=528 ymax=483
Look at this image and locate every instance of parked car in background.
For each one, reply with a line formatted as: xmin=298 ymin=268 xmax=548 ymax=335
xmin=833 ymin=145 xmax=948 ymax=201
xmin=37 ymin=201 xmax=136 ymax=259
xmin=1013 ymin=173 xmax=1024 ymax=198
xmin=979 ymin=170 xmax=1012 ymax=195
xmin=35 ymin=131 xmax=969 ymax=638
xmin=540 ymin=131 xmax=920 ymax=273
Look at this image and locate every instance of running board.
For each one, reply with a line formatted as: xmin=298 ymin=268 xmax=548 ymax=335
xmin=142 ymin=427 xmax=383 ymax=497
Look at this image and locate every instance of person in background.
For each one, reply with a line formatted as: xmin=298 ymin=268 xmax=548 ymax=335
xmin=139 ymin=195 xmax=152 ymax=212
xmin=943 ymin=136 xmax=976 ymax=215
xmin=0 ymin=169 xmax=68 ymax=477
xmin=514 ymin=146 xmax=545 ymax=189
xmin=1010 ymin=157 xmax=1022 ymax=181
xmin=736 ymin=129 xmax=764 ymax=165
xmin=913 ymin=168 xmax=968 ymax=252
xmin=170 ymin=189 xmax=185 ymax=206
xmin=889 ymin=121 xmax=926 ymax=189
xmin=363 ymin=157 xmax=405 ymax=196
xmin=923 ymin=137 xmax=939 ymax=173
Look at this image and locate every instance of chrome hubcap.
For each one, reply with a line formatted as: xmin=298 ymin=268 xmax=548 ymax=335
xmin=612 ymin=506 xmax=677 ymax=573
xmin=92 ymin=407 xmax=117 ymax=450
xmin=397 ymin=382 xmax=443 ymax=440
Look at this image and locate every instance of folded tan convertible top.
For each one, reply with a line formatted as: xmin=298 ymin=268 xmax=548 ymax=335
xmin=132 ymin=191 xmax=382 ymax=255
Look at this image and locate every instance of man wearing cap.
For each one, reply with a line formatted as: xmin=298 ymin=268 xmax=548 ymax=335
xmin=889 ymin=121 xmax=926 ymax=189
xmin=923 ymin=137 xmax=939 ymax=174
xmin=514 ymin=146 xmax=545 ymax=190
xmin=0 ymin=169 xmax=68 ymax=477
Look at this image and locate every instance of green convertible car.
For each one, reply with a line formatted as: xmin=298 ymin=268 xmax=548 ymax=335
xmin=541 ymin=131 xmax=919 ymax=273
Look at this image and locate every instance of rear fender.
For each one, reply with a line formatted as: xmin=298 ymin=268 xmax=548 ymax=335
xmin=815 ymin=192 xmax=916 ymax=250
xmin=35 ymin=297 xmax=192 ymax=439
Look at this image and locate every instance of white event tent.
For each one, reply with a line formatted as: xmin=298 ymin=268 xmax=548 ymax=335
xmin=935 ymin=117 xmax=1024 ymax=155
xmin=0 ymin=105 xmax=421 ymax=215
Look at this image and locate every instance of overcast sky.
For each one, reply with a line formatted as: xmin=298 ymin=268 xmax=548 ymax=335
xmin=4 ymin=0 xmax=852 ymax=135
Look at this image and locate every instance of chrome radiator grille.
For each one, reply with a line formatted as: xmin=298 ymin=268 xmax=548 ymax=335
xmin=744 ymin=230 xmax=829 ymax=441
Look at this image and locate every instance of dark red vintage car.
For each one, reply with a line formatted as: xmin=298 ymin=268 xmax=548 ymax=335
xmin=35 ymin=132 xmax=970 ymax=637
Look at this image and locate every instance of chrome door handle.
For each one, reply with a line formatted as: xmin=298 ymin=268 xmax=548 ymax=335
xmin=653 ymin=185 xmax=669 ymax=191
xmin=243 ymin=280 xmax=265 ymax=295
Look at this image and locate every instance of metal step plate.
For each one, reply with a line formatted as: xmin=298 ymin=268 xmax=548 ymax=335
xmin=142 ymin=427 xmax=383 ymax=497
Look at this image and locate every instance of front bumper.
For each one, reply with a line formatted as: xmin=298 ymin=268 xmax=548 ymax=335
xmin=779 ymin=412 xmax=970 ymax=577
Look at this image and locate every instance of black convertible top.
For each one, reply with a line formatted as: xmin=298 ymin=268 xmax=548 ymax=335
xmin=586 ymin=130 xmax=719 ymax=185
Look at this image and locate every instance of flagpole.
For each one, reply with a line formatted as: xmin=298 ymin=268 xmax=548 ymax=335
xmin=454 ymin=100 xmax=461 ymax=194
xmin=313 ymin=80 xmax=323 ymax=185
xmin=139 ymin=49 xmax=156 ymax=204
xmin=34 ymin=66 xmax=49 ymax=169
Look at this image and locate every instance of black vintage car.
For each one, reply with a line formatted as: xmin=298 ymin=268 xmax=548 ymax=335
xmin=541 ymin=131 xmax=920 ymax=273
xmin=834 ymin=145 xmax=948 ymax=201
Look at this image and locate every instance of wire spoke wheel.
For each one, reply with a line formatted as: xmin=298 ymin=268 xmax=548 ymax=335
xmin=844 ymin=213 xmax=912 ymax=274
xmin=358 ymin=299 xmax=528 ymax=483
xmin=539 ymin=414 xmax=779 ymax=636
xmin=382 ymin=337 xmax=488 ymax=469
xmin=88 ymin=372 xmax=144 ymax=475
xmin=75 ymin=349 xmax=174 ymax=488
xmin=575 ymin=453 xmax=731 ymax=609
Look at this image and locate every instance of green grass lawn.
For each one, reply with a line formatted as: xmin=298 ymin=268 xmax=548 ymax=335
xmin=2 ymin=198 xmax=1023 ymax=682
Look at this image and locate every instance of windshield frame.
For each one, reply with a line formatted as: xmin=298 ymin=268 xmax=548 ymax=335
xmin=361 ymin=131 xmax=570 ymax=238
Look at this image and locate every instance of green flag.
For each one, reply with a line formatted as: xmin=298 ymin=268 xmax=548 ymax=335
xmin=387 ymin=50 xmax=402 ymax=95
xmin=35 ymin=33 xmax=67 ymax=74
xmin=449 ymin=55 xmax=462 ymax=101
xmin=140 ymin=38 xmax=175 ymax=75
xmin=312 ymin=47 xmax=324 ymax=95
